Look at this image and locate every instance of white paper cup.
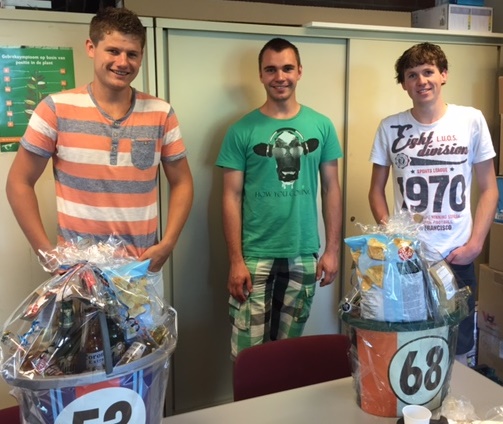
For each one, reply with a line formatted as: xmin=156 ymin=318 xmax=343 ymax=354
xmin=402 ymin=405 xmax=432 ymax=424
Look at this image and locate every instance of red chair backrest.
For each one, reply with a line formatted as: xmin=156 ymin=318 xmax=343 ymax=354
xmin=233 ymin=334 xmax=352 ymax=401
xmin=0 ymin=405 xmax=21 ymax=424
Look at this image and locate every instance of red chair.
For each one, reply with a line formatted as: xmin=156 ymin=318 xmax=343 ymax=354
xmin=0 ymin=405 xmax=21 ymax=424
xmin=233 ymin=334 xmax=352 ymax=401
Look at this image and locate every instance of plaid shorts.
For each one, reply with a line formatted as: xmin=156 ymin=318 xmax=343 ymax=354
xmin=229 ymin=255 xmax=317 ymax=359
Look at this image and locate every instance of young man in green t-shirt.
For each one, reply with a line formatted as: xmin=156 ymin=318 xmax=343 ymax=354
xmin=216 ymin=38 xmax=343 ymax=359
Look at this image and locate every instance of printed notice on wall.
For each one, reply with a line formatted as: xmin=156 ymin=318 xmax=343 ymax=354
xmin=0 ymin=46 xmax=75 ymax=152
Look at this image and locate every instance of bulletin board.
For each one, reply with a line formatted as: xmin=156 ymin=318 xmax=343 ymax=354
xmin=0 ymin=46 xmax=75 ymax=152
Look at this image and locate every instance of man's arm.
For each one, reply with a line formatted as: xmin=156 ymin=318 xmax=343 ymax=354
xmin=369 ymin=163 xmax=391 ymax=225
xmin=317 ymin=160 xmax=342 ymax=286
xmin=222 ymin=168 xmax=252 ymax=302
xmin=140 ymin=157 xmax=193 ymax=271
xmin=6 ymin=146 xmax=52 ymax=257
xmin=447 ymin=158 xmax=498 ymax=265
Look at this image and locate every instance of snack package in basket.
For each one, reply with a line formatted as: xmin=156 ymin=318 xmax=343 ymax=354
xmin=341 ymin=211 xmax=470 ymax=324
xmin=0 ymin=236 xmax=177 ymax=424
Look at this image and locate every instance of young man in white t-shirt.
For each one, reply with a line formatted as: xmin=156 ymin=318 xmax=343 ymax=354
xmin=368 ymin=42 xmax=498 ymax=364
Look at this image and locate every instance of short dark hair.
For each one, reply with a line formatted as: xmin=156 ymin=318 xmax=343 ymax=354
xmin=89 ymin=7 xmax=146 ymax=49
xmin=258 ymin=38 xmax=301 ymax=70
xmin=395 ymin=42 xmax=448 ymax=84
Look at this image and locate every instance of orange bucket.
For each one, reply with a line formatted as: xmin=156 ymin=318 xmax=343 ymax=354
xmin=345 ymin=316 xmax=459 ymax=417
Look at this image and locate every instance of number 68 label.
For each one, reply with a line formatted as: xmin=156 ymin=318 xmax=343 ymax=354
xmin=389 ymin=334 xmax=450 ymax=405
xmin=55 ymin=387 xmax=146 ymax=424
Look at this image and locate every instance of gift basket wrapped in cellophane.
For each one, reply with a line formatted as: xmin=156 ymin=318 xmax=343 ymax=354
xmin=340 ymin=211 xmax=470 ymax=418
xmin=0 ymin=237 xmax=177 ymax=424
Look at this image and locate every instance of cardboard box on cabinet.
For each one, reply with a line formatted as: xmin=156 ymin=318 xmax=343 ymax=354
xmin=477 ymin=264 xmax=503 ymax=337
xmin=0 ymin=0 xmax=51 ymax=9
xmin=489 ymin=223 xmax=503 ymax=273
xmin=477 ymin=264 xmax=503 ymax=380
xmin=412 ymin=5 xmax=492 ymax=32
xmin=477 ymin=329 xmax=503 ymax=381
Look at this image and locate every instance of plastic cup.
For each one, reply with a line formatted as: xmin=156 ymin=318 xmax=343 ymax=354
xmin=402 ymin=405 xmax=432 ymax=424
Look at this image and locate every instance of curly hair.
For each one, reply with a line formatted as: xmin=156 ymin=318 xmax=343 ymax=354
xmin=89 ymin=7 xmax=146 ymax=49
xmin=395 ymin=42 xmax=448 ymax=84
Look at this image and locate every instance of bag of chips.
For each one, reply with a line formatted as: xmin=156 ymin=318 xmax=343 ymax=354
xmin=342 ymin=211 xmax=468 ymax=324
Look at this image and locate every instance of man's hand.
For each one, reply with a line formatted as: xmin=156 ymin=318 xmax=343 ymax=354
xmin=139 ymin=243 xmax=172 ymax=272
xmin=316 ymin=252 xmax=339 ymax=287
xmin=446 ymin=244 xmax=481 ymax=266
xmin=227 ymin=261 xmax=253 ymax=303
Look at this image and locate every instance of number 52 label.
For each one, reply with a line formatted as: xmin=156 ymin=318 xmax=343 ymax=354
xmin=55 ymin=387 xmax=146 ymax=424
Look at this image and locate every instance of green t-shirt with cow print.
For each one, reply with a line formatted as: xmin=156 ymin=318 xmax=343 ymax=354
xmin=216 ymin=105 xmax=343 ymax=257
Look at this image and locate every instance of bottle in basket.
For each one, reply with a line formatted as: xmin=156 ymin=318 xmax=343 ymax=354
xmin=22 ymin=351 xmax=64 ymax=376
xmin=115 ymin=341 xmax=147 ymax=366
xmin=83 ymin=312 xmax=105 ymax=371
xmin=106 ymin=314 xmax=126 ymax=366
xmin=54 ymin=300 xmax=82 ymax=374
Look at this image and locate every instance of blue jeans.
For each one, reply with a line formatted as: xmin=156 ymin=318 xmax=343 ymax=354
xmin=450 ymin=263 xmax=476 ymax=355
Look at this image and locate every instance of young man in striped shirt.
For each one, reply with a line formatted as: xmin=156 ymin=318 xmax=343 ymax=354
xmin=6 ymin=8 xmax=193 ymax=295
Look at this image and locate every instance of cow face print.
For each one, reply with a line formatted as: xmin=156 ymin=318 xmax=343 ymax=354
xmin=253 ymin=127 xmax=319 ymax=183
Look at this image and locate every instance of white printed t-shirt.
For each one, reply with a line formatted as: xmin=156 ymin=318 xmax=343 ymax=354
xmin=370 ymin=104 xmax=495 ymax=258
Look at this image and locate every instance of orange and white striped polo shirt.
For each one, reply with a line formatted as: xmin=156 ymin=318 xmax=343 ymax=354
xmin=21 ymin=84 xmax=187 ymax=258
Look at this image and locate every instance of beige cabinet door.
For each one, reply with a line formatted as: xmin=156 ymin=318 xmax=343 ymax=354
xmin=343 ymin=38 xmax=499 ymax=294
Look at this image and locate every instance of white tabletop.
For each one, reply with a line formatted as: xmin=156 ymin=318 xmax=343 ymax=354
xmin=163 ymin=362 xmax=503 ymax=423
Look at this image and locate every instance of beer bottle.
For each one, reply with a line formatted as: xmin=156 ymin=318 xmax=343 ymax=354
xmin=106 ymin=315 xmax=126 ymax=366
xmin=84 ymin=312 xmax=105 ymax=371
xmin=151 ymin=324 xmax=169 ymax=346
xmin=53 ymin=300 xmax=81 ymax=374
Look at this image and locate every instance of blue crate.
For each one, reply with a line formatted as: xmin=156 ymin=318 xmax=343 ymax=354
xmin=436 ymin=0 xmax=485 ymax=5
xmin=496 ymin=176 xmax=503 ymax=223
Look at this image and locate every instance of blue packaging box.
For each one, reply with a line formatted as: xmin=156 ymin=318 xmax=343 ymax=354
xmin=435 ymin=0 xmax=485 ymax=5
xmin=496 ymin=176 xmax=503 ymax=223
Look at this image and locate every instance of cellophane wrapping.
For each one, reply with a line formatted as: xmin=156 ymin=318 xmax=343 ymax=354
xmin=0 ymin=237 xmax=177 ymax=424
xmin=340 ymin=211 xmax=470 ymax=417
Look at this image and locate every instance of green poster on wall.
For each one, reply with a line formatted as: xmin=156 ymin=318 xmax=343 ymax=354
xmin=0 ymin=46 xmax=76 ymax=152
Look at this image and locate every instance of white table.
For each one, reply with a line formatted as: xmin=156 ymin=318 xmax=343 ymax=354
xmin=163 ymin=362 xmax=503 ymax=423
